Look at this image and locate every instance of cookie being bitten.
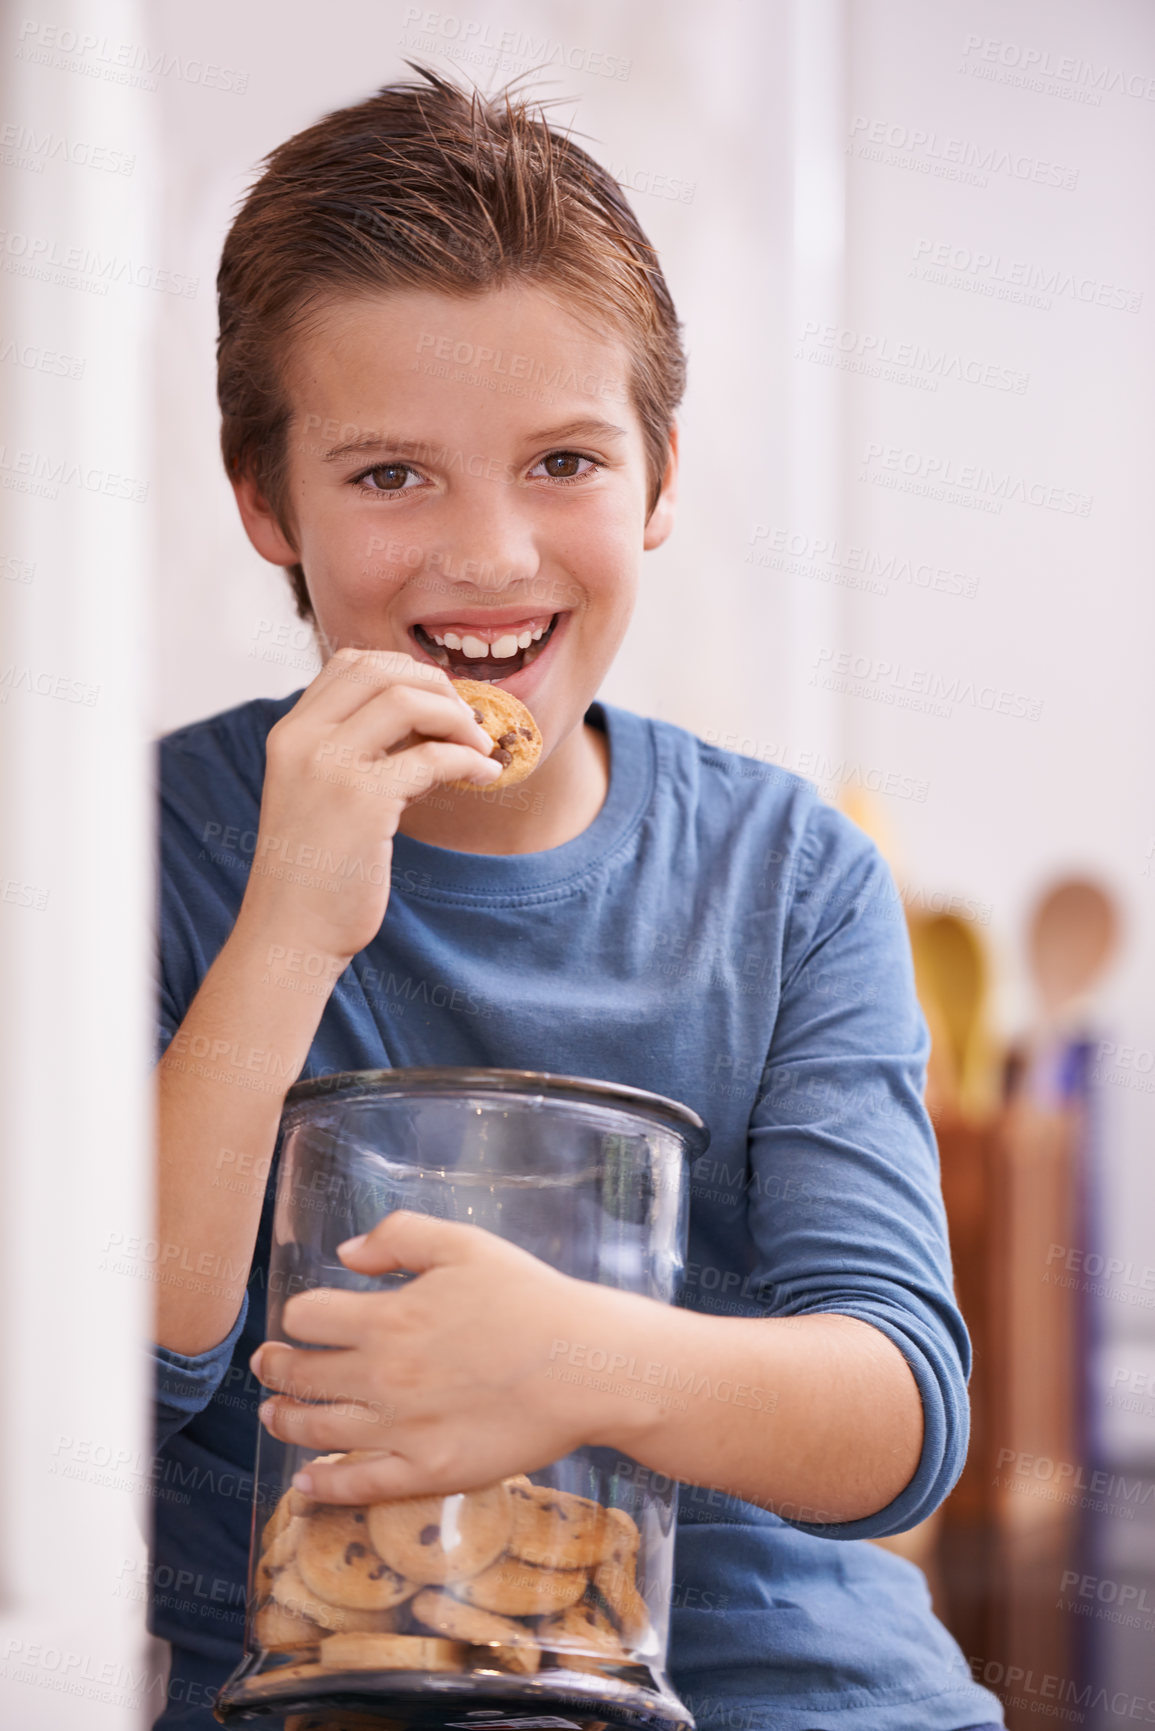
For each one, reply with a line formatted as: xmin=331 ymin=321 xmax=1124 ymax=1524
xmin=452 ymin=679 xmax=542 ymax=788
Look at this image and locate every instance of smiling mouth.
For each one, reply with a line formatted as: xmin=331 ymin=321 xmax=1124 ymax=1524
xmin=411 ymin=613 xmax=562 ymax=681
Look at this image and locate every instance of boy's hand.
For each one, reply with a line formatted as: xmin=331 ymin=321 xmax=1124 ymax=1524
xmin=249 ymin=1211 xmax=609 ymax=1504
xmin=242 ymin=649 xmax=501 ymax=965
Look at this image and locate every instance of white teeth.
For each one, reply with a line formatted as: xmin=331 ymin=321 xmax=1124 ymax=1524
xmin=423 ymin=619 xmax=554 ymax=657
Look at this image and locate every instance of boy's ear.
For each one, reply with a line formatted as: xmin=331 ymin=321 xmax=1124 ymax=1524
xmin=642 ymin=420 xmax=679 ymax=551
xmin=230 ymin=468 xmax=300 ymax=567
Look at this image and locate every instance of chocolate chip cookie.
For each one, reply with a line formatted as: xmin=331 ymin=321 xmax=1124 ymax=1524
xmin=450 ymin=678 xmax=542 ymax=788
xmin=270 ymin=1562 xmax=406 ymax=1634
xmin=366 ymin=1483 xmax=512 ymax=1585
xmin=537 ymin=1599 xmax=627 ymax=1664
xmin=455 ymin=1553 xmax=590 ymax=1616
xmin=295 ymin=1507 xmax=415 ymax=1611
xmin=591 ymin=1506 xmax=650 ymax=1642
xmin=409 ymin=1588 xmax=541 ymax=1676
xmin=256 ymin=1515 xmax=308 ymax=1596
xmin=254 ymin=1596 xmax=323 ymax=1655
xmin=317 ymin=1632 xmax=467 ymax=1672
xmin=505 ymin=1477 xmax=613 ymax=1569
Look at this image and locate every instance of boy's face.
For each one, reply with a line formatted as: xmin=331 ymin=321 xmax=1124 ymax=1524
xmin=234 ymin=283 xmax=677 ymax=754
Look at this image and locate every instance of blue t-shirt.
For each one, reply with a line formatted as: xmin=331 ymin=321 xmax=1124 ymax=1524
xmin=150 ymin=691 xmax=1003 ymax=1730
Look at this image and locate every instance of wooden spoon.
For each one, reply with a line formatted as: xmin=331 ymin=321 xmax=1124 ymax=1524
xmin=1028 ymin=878 xmax=1120 ymax=1025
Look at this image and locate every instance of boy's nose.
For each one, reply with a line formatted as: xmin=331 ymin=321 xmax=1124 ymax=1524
xmin=424 ymin=488 xmax=542 ymax=598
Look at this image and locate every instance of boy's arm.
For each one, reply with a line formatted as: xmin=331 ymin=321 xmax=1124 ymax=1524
xmin=155 ymin=899 xmax=345 ymax=1356
xmin=605 ymin=806 xmax=960 ymax=1534
xmin=629 ymin=808 xmax=960 ymax=1533
xmin=557 ymin=1296 xmax=925 ymax=1528
xmin=154 ymin=650 xmax=500 ymax=1358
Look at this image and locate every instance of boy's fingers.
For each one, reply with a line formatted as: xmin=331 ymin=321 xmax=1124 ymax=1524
xmin=295 ymin=1447 xmax=499 ymax=1507
xmin=272 ymin=1285 xmax=405 ymax=1350
xmin=387 ymin=739 xmax=503 ymax=796
xmin=336 ymin=1209 xmax=486 ymax=1276
xmin=291 ymin=647 xmax=462 ymax=725
xmin=251 ymin=1338 xmax=367 ymax=1394
xmin=336 ymin=682 xmax=494 ymax=760
xmin=258 ymin=1394 xmax=392 ymax=1453
xmin=302 ymin=738 xmax=501 ymax=804
xmin=294 ymin=1450 xmax=417 ymax=1507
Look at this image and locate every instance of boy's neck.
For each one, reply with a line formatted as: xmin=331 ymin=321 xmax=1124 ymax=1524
xmin=396 ymin=717 xmax=610 ymax=856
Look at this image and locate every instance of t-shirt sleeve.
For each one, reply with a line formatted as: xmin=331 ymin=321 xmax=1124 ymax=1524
xmin=151 ymin=822 xmax=247 ymax=1447
xmin=152 ymin=1293 xmax=250 ymax=1451
xmin=746 ymin=799 xmax=971 ymax=1540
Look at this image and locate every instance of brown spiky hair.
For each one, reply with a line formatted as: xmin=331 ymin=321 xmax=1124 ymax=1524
xmin=216 ymin=62 xmax=687 ymax=622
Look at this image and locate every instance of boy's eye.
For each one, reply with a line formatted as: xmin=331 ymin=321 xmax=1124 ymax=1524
xmin=356 ymin=463 xmax=421 ymax=492
xmin=351 ymin=451 xmax=600 ymax=491
xmin=534 ymin=450 xmax=599 ymax=482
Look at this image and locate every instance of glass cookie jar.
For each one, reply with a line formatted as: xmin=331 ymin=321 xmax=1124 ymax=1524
xmin=214 ymin=1067 xmax=709 ymax=1731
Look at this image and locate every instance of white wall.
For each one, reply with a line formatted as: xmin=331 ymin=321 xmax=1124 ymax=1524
xmin=838 ymin=0 xmax=1155 ymax=1448
xmin=0 ymin=0 xmax=159 ymax=1722
xmin=147 ymin=0 xmax=1155 ymax=1445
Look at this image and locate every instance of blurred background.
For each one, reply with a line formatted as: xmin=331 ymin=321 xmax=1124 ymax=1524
xmin=1 ymin=0 xmax=1152 ymax=1724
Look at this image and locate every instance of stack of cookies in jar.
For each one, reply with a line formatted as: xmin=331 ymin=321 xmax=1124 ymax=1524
xmin=253 ymin=1459 xmax=651 ymax=1683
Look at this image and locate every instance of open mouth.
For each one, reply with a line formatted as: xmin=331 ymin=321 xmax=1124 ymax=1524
xmin=410 ymin=613 xmax=562 ymax=682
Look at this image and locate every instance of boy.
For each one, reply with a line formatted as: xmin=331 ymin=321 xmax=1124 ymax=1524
xmin=152 ymin=65 xmax=1004 ymax=1729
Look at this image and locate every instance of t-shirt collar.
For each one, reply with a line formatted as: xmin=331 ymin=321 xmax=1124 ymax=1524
xmin=389 ymin=701 xmax=654 ymax=902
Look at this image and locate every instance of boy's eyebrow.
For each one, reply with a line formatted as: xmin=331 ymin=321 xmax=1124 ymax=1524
xmin=525 ymin=418 xmax=629 ymax=445
xmin=320 ymin=418 xmax=629 ymax=464
xmin=321 ymin=433 xmax=432 ymax=463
